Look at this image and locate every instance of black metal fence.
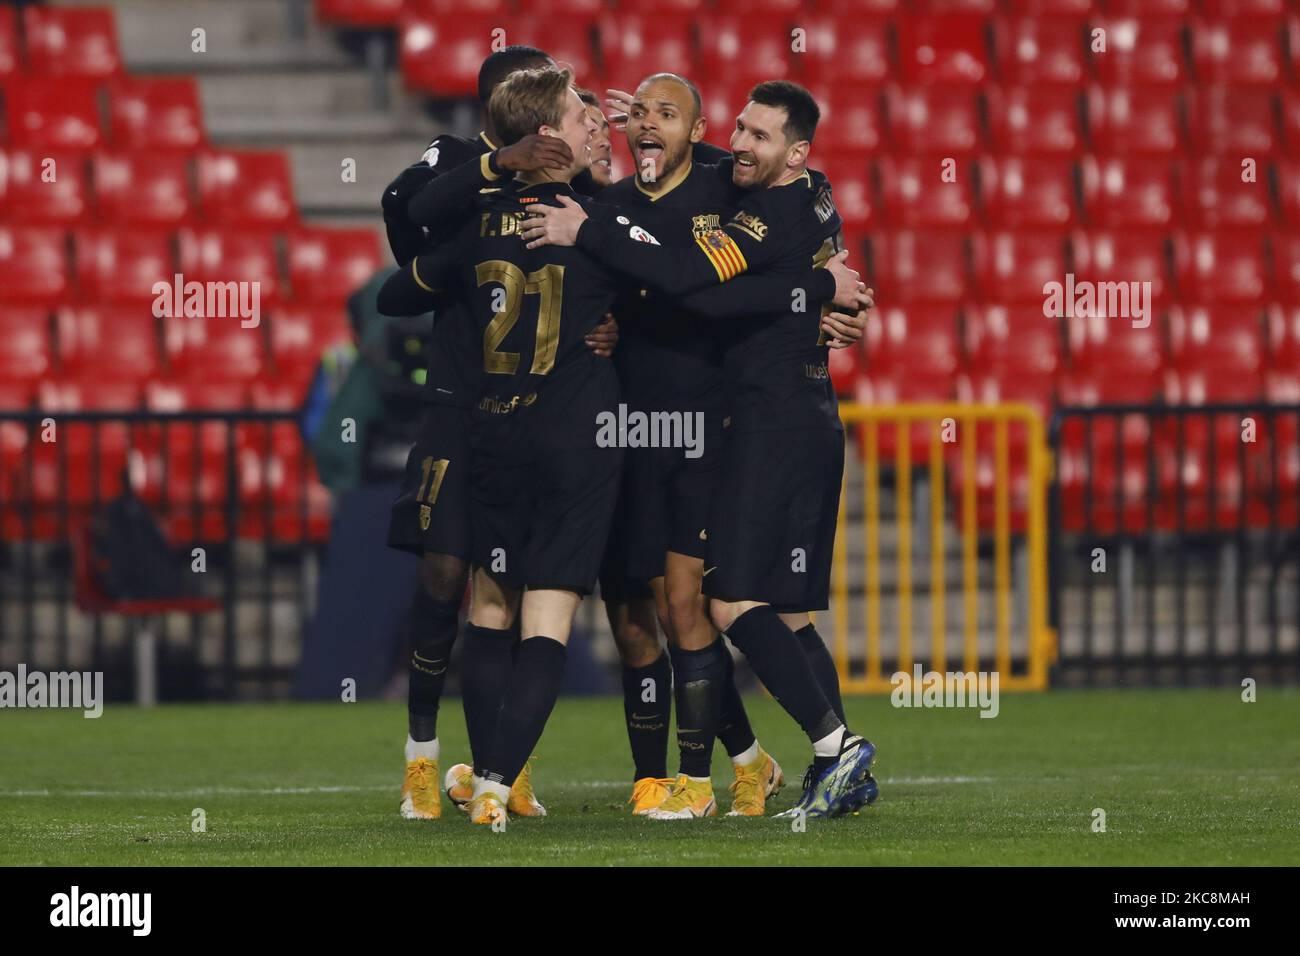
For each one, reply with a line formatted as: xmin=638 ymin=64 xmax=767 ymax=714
xmin=1049 ymin=403 xmax=1300 ymax=686
xmin=0 ymin=410 xmax=327 ymax=700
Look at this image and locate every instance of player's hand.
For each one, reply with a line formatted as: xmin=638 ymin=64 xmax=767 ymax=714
xmin=827 ymin=250 xmax=869 ymax=311
xmin=496 ymin=133 xmax=573 ymax=173
xmin=586 ymin=313 xmax=619 ymax=358
xmin=604 ymin=89 xmax=635 ymax=133
xmin=520 ymin=195 xmax=588 ymax=248
xmin=821 ymin=287 xmax=874 ymax=349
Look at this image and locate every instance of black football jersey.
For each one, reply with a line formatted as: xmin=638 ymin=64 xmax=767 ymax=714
xmin=443 ymin=179 xmax=622 ymax=440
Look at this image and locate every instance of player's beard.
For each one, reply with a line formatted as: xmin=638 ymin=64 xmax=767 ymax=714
xmin=657 ymin=137 xmax=691 ymax=183
xmin=733 ymin=150 xmax=784 ymax=189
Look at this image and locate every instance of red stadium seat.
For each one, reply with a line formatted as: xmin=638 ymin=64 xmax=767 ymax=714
xmin=56 ymin=305 xmax=159 ymax=383
xmin=178 ymin=228 xmax=283 ymax=305
xmin=1273 ymin=232 xmax=1300 ymax=304
xmin=866 ymin=302 xmax=961 ymax=378
xmin=1191 ymin=17 xmax=1284 ymax=86
xmin=699 ymin=81 xmax=747 ymax=147
xmin=1168 ymin=304 xmax=1265 ymax=374
xmin=1185 ymin=156 xmax=1273 ymax=229
xmin=0 ymin=7 xmax=18 ymax=80
xmin=697 ymin=16 xmax=792 ymax=88
xmin=1086 ymin=87 xmax=1183 ymax=155
xmin=287 ymin=227 xmax=384 ymax=303
xmin=399 ymin=11 xmax=497 ymax=96
xmin=867 ymin=230 xmax=970 ymax=302
xmin=826 ymin=341 xmax=864 ymax=397
xmin=877 ymin=156 xmax=976 ymax=228
xmin=815 ymin=156 xmax=874 ymax=232
xmin=977 ymin=155 xmax=1078 ymax=229
xmin=1089 ymin=18 xmax=1187 ymax=86
xmin=856 ymin=369 xmax=956 ymax=466
xmin=0 ymin=149 xmax=90 ymax=224
xmin=1071 ymin=229 xmax=1172 ymax=304
xmin=806 ymin=85 xmax=882 ymax=156
xmin=73 ymin=228 xmax=174 ymax=304
xmin=985 ymin=85 xmax=1084 ymax=155
xmin=801 ymin=16 xmax=892 ymax=86
xmin=964 ymin=304 xmax=1061 ymax=379
xmin=316 ymin=0 xmax=406 ymax=27
xmin=0 ymin=307 xmax=52 ymax=385
xmin=503 ymin=15 xmax=597 ymax=84
xmin=596 ymin=15 xmax=694 ymax=90
xmin=821 ymin=0 xmax=901 ymax=12
xmin=1202 ymin=0 xmax=1285 ymax=13
xmin=1186 ymin=87 xmax=1279 ymax=157
xmin=910 ymin=0 xmax=995 ymax=11
xmin=165 ymin=317 xmax=267 ymax=383
xmin=991 ymin=17 xmax=1087 ymax=87
xmin=1172 ymin=231 xmax=1268 ymax=303
xmin=1164 ymin=362 xmax=1263 ymax=403
xmin=1080 ymin=157 xmax=1178 ymax=230
xmin=1268 ymin=303 xmax=1300 ymax=365
xmin=5 ymin=79 xmax=102 ymax=150
xmin=971 ymin=229 xmax=1069 ymax=303
xmin=1273 ymin=159 xmax=1300 ymax=229
xmin=884 ymin=85 xmax=983 ymax=156
xmin=107 ymin=78 xmax=205 ymax=152
xmin=1065 ymin=313 xmax=1164 ymax=389
xmin=0 ymin=226 xmax=70 ymax=304
xmin=895 ymin=15 xmax=990 ymax=86
xmin=268 ymin=304 xmax=353 ymax=380
xmin=23 ymin=6 xmax=122 ymax=79
xmin=91 ymin=151 xmax=194 ymax=226
xmin=197 ymin=150 xmax=295 ymax=227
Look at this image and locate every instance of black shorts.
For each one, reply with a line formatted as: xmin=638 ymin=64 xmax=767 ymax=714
xmin=623 ymin=444 xmax=720 ymax=580
xmin=703 ymin=427 xmax=844 ymax=613
xmin=386 ymin=404 xmax=472 ymax=560
xmin=597 ymin=475 xmax=654 ymax=603
xmin=472 ymin=437 xmax=624 ymax=595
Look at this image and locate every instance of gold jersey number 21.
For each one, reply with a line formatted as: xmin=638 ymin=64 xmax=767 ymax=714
xmin=477 ymin=260 xmax=564 ymax=376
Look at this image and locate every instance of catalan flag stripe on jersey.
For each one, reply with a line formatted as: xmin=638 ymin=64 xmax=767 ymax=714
xmin=695 ymin=228 xmax=748 ymax=281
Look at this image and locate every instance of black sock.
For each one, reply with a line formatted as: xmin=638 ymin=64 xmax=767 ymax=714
xmin=621 ymin=653 xmax=672 ymax=780
xmin=723 ymin=606 xmax=841 ymax=744
xmin=796 ymin=623 xmax=846 ymax=725
xmin=716 ymin=644 xmax=757 ymax=759
xmin=406 ymin=593 xmax=460 ymax=742
xmin=482 ymin=636 xmax=568 ymax=788
xmin=669 ymin=642 xmax=726 ymax=778
xmin=460 ymin=623 xmax=515 ymax=771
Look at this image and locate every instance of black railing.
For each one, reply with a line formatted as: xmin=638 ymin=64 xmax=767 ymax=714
xmin=1049 ymin=403 xmax=1300 ymax=687
xmin=0 ymin=410 xmax=327 ymax=700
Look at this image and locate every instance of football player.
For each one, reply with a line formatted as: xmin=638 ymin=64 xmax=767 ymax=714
xmin=520 ymin=80 xmax=879 ymax=819
xmin=383 ymin=45 xmax=617 ymax=821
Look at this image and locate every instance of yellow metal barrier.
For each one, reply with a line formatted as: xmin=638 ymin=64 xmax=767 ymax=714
xmin=826 ymin=402 xmax=1054 ymax=692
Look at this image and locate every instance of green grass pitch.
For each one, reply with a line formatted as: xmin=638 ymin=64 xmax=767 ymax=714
xmin=2 ymin=689 xmax=1298 ymax=866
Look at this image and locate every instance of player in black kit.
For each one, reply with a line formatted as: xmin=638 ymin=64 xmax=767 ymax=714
xmin=521 ymin=81 xmax=879 ymax=819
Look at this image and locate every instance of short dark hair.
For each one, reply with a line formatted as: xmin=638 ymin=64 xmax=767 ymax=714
xmin=748 ymin=80 xmax=820 ymax=145
xmin=478 ymin=45 xmax=552 ymax=105
xmin=638 ymin=73 xmax=702 ymax=124
xmin=573 ymin=87 xmax=600 ymax=109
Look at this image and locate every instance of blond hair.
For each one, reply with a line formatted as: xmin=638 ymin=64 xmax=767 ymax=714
xmin=487 ymin=67 xmax=573 ymax=146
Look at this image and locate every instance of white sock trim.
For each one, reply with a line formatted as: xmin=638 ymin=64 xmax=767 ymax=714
xmin=812 ymin=725 xmax=846 ymax=758
xmin=731 ymin=741 xmax=760 ymax=766
xmin=406 ymin=736 xmax=439 ymax=763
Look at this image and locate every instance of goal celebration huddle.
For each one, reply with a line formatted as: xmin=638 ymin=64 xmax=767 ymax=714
xmin=378 ymin=45 xmax=877 ymax=829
